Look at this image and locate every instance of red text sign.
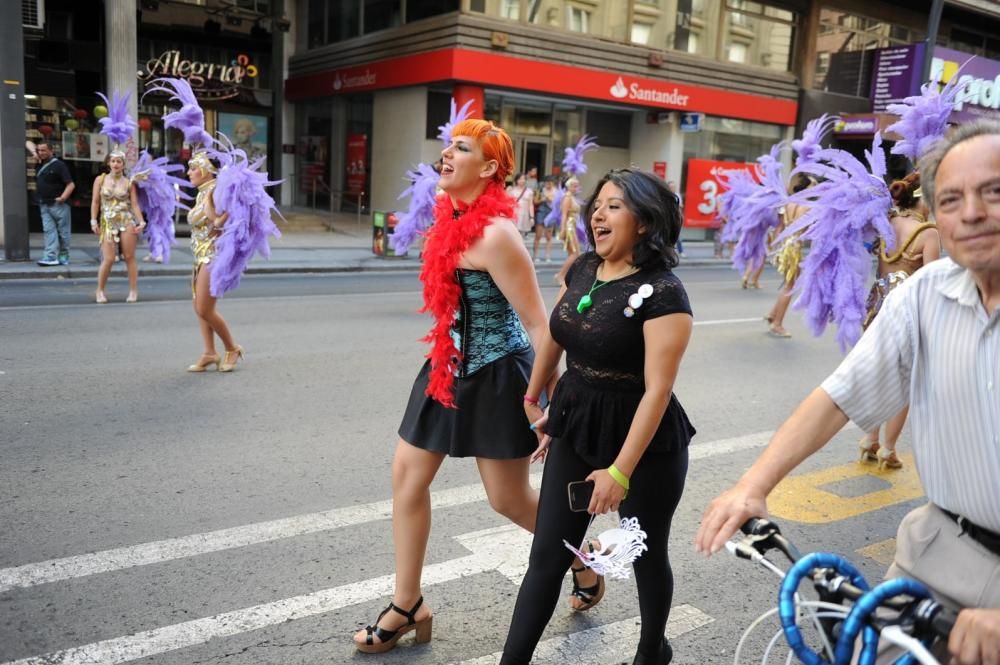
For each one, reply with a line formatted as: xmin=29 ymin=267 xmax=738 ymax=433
xmin=684 ymin=158 xmax=755 ymax=229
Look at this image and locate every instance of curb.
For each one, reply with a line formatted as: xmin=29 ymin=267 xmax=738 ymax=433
xmin=0 ymin=258 xmax=730 ymax=281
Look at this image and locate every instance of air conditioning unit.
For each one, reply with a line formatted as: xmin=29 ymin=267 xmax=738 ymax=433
xmin=22 ymin=0 xmax=45 ymax=30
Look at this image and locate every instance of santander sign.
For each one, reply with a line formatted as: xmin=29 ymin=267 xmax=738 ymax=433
xmin=609 ymin=76 xmax=690 ymax=107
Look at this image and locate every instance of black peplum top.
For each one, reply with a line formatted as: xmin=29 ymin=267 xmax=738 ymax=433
xmin=545 ymin=252 xmax=696 ymax=468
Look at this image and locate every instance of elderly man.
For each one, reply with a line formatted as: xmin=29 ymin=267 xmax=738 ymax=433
xmin=696 ymin=119 xmax=1000 ymax=664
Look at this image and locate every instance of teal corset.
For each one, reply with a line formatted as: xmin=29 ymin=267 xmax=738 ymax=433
xmin=451 ymin=270 xmax=531 ymax=376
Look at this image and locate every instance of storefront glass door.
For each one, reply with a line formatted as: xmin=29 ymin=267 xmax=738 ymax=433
xmin=516 ymin=138 xmax=550 ymax=180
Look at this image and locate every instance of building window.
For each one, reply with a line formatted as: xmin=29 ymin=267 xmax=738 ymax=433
xmin=364 ymin=0 xmax=403 ymax=34
xmin=814 ymin=8 xmax=924 ymax=91
xmin=327 ymin=1 xmax=361 ymax=42
xmin=568 ymin=6 xmax=590 ymax=33
xmin=723 ymin=0 xmax=795 ymax=71
xmin=727 ymin=42 xmax=748 ymax=63
xmin=406 ymin=0 xmax=459 ymax=22
xmin=631 ymin=22 xmax=652 ymax=45
xmin=501 ymin=0 xmax=520 ymax=20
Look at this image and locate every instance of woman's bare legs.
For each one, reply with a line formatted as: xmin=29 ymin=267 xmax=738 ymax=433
xmin=768 ymin=288 xmax=794 ymax=336
xmin=96 ymin=240 xmax=115 ymax=301
xmin=353 ymin=439 xmax=443 ymax=646
xmin=477 ymin=457 xmax=538 ymax=532
xmin=120 ymin=231 xmax=139 ymax=300
xmin=193 ymin=266 xmax=236 ymax=351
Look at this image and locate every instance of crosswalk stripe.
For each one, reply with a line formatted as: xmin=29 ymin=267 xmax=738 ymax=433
xmin=455 ymin=604 xmax=715 ymax=665
xmin=0 ymin=431 xmax=774 ymax=593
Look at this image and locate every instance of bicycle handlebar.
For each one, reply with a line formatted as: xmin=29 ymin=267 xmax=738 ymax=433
xmin=733 ymin=518 xmax=957 ymax=645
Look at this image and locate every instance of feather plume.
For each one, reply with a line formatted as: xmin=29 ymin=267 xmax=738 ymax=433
xmin=561 ymin=134 xmax=599 ymax=176
xmin=208 ymin=135 xmax=282 ymax=296
xmin=96 ymin=91 xmax=137 ymax=147
xmin=131 ymin=151 xmax=190 ymax=264
xmin=781 ymin=134 xmax=895 ymax=351
xmin=437 ymin=99 xmax=475 ymax=146
xmin=718 ymin=143 xmax=787 ymax=273
xmin=885 ymin=72 xmax=963 ymax=162
xmin=792 ymin=114 xmax=838 ymax=167
xmin=543 ymin=185 xmax=565 ymax=227
xmin=145 ymin=78 xmax=214 ymax=148
xmin=390 ymin=163 xmax=441 ymax=254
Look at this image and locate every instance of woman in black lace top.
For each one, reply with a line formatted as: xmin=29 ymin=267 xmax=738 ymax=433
xmin=501 ymin=169 xmax=695 ymax=665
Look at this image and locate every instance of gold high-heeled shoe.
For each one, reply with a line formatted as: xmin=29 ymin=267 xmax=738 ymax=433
xmin=218 ymin=346 xmax=244 ymax=372
xmin=877 ymin=447 xmax=902 ymax=470
xmin=187 ymin=353 xmax=221 ymax=372
xmin=858 ymin=436 xmax=880 ymax=462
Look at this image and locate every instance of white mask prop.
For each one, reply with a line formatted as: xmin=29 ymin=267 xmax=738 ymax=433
xmin=563 ymin=516 xmax=648 ymax=580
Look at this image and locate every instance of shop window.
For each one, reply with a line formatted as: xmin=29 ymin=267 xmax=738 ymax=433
xmin=365 ymin=0 xmax=403 ymax=33
xmin=406 ymin=0 xmax=459 ymax=22
xmin=425 ymin=90 xmax=452 ymax=140
xmin=585 ymin=109 xmax=630 ymax=149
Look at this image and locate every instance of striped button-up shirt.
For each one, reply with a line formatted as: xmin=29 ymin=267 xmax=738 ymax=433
xmin=822 ymin=258 xmax=1000 ymax=532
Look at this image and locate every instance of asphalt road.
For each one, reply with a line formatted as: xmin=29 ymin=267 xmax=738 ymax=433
xmin=0 ymin=265 xmax=925 ymax=665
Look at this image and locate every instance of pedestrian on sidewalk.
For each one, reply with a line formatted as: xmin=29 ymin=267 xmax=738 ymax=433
xmin=507 ymin=172 xmax=535 ymax=236
xmin=532 ymin=176 xmax=556 ymax=263
xmin=554 ymin=177 xmax=582 ymax=285
xmin=33 ymin=142 xmax=75 ymax=266
xmin=353 ymin=119 xmax=597 ymax=655
xmin=501 ymin=169 xmax=695 ymax=665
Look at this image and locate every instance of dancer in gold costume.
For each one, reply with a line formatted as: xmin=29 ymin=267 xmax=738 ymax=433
xmin=857 ymin=173 xmax=939 ymax=469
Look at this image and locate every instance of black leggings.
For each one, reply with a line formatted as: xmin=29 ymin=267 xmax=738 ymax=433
xmin=500 ymin=438 xmax=688 ymax=664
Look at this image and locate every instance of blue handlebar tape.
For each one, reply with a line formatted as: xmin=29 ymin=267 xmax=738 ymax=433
xmin=779 ymin=552 xmax=872 ymax=665
xmin=837 ymin=577 xmax=933 ymax=665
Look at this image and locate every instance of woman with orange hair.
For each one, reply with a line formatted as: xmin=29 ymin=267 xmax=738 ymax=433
xmin=353 ymin=119 xmax=560 ymax=654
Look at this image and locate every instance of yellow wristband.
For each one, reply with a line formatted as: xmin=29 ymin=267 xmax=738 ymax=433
xmin=607 ymin=464 xmax=630 ymax=492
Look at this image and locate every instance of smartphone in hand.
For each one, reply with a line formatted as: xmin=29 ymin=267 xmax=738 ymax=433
xmin=567 ymin=480 xmax=595 ymax=512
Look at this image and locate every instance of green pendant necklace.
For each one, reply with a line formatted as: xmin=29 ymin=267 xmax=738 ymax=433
xmin=576 ymin=265 xmax=637 ymax=313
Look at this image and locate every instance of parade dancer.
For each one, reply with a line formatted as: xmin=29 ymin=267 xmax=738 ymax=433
xmin=501 ymin=169 xmax=694 ymax=665
xmin=554 ymin=134 xmax=599 ymax=285
xmin=857 ymin=173 xmax=939 ymax=469
xmin=852 ymin=75 xmax=957 ymax=469
xmin=718 ymin=143 xmax=787 ymax=291
xmin=90 ymin=91 xmax=145 ymax=304
xmin=148 ymin=77 xmax=280 ymax=372
xmin=764 ymin=115 xmax=836 ymax=337
xmin=353 ymin=119 xmax=568 ymax=654
xmin=133 ymin=151 xmax=189 ymax=265
xmin=778 ymin=133 xmax=896 ymax=351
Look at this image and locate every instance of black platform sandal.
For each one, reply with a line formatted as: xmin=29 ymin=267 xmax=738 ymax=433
xmin=568 ymin=556 xmax=605 ymax=612
xmin=355 ymin=595 xmax=433 ymax=654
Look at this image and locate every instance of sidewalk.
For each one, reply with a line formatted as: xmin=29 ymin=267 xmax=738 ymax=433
xmin=0 ymin=208 xmax=728 ymax=280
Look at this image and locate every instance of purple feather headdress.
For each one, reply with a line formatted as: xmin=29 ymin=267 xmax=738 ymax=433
xmin=96 ymin=90 xmax=137 ymax=152
xmin=208 ymin=135 xmax=282 ymax=297
xmin=719 ymin=143 xmax=788 ymax=273
xmin=792 ymin=114 xmax=838 ymax=168
xmin=781 ymin=133 xmax=895 ymax=351
xmin=390 ymin=163 xmax=441 ymax=255
xmin=145 ymin=78 xmax=213 ymax=148
xmin=562 ymin=135 xmax=599 ymax=176
xmin=437 ymin=99 xmax=475 ymax=146
xmin=885 ymin=71 xmax=964 ymax=162
xmin=132 ymin=151 xmax=191 ymax=263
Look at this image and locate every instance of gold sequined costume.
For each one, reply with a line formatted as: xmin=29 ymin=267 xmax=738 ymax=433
xmin=862 ymin=221 xmax=936 ymax=329
xmin=189 ymin=180 xmax=218 ymax=295
xmin=98 ymin=174 xmax=138 ymax=244
xmin=561 ymin=196 xmax=581 ymax=254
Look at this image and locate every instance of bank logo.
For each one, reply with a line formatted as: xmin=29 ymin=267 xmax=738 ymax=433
xmin=331 ymin=69 xmax=377 ymax=93
xmin=333 ymin=74 xmax=343 ymax=91
xmin=610 ymin=77 xmax=629 ymax=98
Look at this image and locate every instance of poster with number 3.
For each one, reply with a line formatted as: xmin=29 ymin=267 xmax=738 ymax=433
xmin=683 ymin=158 xmax=756 ymax=229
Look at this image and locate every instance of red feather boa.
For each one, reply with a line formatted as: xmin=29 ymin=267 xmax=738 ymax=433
xmin=419 ymin=181 xmax=515 ymax=408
